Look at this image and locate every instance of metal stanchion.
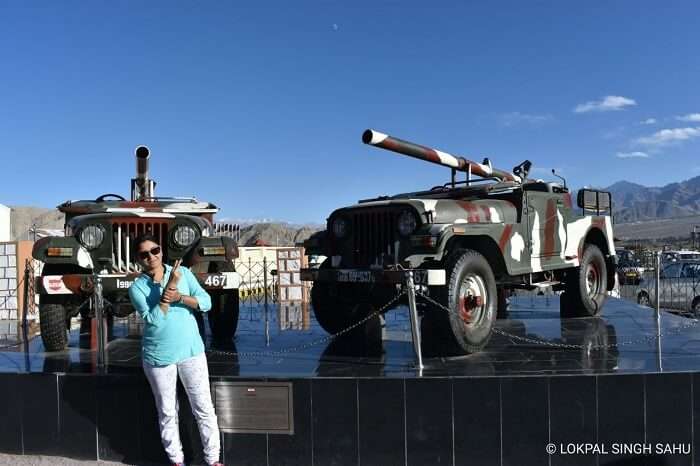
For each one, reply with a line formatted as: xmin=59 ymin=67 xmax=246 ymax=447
xmin=655 ymin=251 xmax=662 ymax=372
xmin=655 ymin=251 xmax=661 ymax=331
xmin=94 ymin=273 xmax=106 ymax=370
xmin=405 ymin=271 xmax=424 ymax=371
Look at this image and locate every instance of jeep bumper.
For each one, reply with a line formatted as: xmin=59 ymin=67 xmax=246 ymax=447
xmin=38 ymin=271 xmax=242 ymax=295
xmin=300 ymin=268 xmax=446 ymax=286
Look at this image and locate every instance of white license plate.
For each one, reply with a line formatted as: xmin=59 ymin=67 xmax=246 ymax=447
xmin=337 ymin=271 xmax=375 ymax=283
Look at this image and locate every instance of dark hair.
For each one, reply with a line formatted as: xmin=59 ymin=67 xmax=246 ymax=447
xmin=133 ymin=233 xmax=160 ymax=252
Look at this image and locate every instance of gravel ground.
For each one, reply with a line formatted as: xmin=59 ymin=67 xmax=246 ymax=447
xmin=0 ymin=454 xmax=160 ymax=465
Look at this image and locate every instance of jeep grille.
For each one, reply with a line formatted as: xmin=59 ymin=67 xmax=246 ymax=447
xmin=345 ymin=209 xmax=400 ymax=267
xmin=111 ymin=221 xmax=170 ymax=273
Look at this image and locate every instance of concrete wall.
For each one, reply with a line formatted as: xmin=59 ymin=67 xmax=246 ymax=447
xmin=0 ymin=242 xmax=18 ymax=319
xmin=235 ymin=247 xmax=280 ymax=270
xmin=0 ymin=204 xmax=9 ymax=242
xmin=0 ymin=241 xmax=37 ymax=321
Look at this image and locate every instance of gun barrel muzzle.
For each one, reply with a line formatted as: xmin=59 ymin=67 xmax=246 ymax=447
xmin=135 ymin=145 xmax=150 ymax=180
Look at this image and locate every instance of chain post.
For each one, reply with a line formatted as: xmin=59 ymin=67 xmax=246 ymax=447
xmin=655 ymin=251 xmax=661 ymax=326
xmin=405 ymin=271 xmax=424 ymax=371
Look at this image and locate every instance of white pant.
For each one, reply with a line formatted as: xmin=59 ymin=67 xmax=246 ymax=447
xmin=143 ymin=352 xmax=221 ymax=465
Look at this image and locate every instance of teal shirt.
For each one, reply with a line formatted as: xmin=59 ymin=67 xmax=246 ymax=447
xmin=128 ymin=264 xmax=212 ymax=366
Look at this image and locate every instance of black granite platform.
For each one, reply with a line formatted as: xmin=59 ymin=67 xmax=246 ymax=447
xmin=1 ymin=295 xmax=699 ymax=465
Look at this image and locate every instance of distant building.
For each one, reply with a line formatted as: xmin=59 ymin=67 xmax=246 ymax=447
xmin=0 ymin=204 xmax=9 ymax=242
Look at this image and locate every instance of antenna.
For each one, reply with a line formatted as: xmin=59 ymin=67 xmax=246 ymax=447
xmin=551 ymin=169 xmax=567 ymax=189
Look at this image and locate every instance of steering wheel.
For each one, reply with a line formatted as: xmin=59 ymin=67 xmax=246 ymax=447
xmin=95 ymin=194 xmax=126 ymax=202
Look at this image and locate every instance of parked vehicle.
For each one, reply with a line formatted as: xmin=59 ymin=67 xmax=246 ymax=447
xmin=33 ymin=146 xmax=241 ymax=351
xmin=636 ymin=261 xmax=700 ymax=316
xmin=615 ymin=249 xmax=645 ymax=285
xmin=302 ymin=129 xmax=617 ymax=355
xmin=661 ymin=250 xmax=700 ymax=263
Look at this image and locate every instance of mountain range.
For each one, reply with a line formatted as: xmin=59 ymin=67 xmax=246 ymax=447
xmin=603 ymin=175 xmax=700 ymax=223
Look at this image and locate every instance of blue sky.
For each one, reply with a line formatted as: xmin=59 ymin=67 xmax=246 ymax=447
xmin=1 ymin=2 xmax=699 ymax=224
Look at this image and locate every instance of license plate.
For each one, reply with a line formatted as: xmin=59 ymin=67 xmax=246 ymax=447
xmin=337 ymin=270 xmax=375 ymax=283
xmin=204 ymin=274 xmax=227 ymax=288
xmin=626 ymin=273 xmax=637 ymax=277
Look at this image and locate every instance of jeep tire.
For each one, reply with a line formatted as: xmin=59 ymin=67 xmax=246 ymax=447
xmin=39 ymin=302 xmax=68 ymax=351
xmin=208 ymin=291 xmax=240 ymax=341
xmin=564 ymin=244 xmax=607 ymax=317
xmin=429 ymin=249 xmax=497 ymax=354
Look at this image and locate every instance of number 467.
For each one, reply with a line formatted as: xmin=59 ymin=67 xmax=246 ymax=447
xmin=205 ymin=275 xmax=226 ymax=287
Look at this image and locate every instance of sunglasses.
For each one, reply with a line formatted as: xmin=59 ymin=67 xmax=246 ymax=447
xmin=137 ymin=246 xmax=161 ymax=260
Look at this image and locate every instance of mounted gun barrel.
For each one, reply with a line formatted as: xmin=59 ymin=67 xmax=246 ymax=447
xmin=362 ymin=129 xmax=520 ymax=183
xmin=131 ymin=145 xmax=156 ymax=201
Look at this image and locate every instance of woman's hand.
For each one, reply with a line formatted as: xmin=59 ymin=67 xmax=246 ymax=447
xmin=161 ymin=286 xmax=182 ymax=304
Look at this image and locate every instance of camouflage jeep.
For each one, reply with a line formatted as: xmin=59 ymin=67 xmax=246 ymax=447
xmin=33 ymin=146 xmax=241 ymax=351
xmin=301 ymin=130 xmax=617 ymax=355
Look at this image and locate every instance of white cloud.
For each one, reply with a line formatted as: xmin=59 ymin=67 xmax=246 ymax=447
xmin=573 ymin=95 xmax=637 ymax=113
xmin=640 ymin=118 xmax=657 ymax=125
xmin=676 ymin=113 xmax=700 ymax=122
xmin=616 ymin=151 xmax=649 ymax=159
xmin=499 ymin=112 xmax=553 ymax=126
xmin=635 ymin=127 xmax=700 ymax=147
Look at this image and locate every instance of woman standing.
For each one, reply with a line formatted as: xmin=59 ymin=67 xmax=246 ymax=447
xmin=128 ymin=233 xmax=223 ymax=466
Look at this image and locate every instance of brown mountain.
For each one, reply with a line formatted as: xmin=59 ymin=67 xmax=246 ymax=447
xmin=605 ymin=176 xmax=700 ymax=223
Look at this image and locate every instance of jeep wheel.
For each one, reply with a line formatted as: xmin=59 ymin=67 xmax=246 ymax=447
xmin=311 ymin=282 xmax=371 ymax=335
xmin=428 ymin=249 xmax=497 ymax=354
xmin=39 ymin=302 xmax=68 ymax=351
xmin=564 ymin=244 xmax=607 ymax=317
xmin=208 ymin=291 xmax=240 ymax=341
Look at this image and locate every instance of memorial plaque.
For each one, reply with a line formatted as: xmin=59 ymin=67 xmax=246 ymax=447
xmin=212 ymin=382 xmax=294 ymax=434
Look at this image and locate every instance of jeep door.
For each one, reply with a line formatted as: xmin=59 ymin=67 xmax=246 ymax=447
xmin=525 ymin=190 xmax=566 ymax=266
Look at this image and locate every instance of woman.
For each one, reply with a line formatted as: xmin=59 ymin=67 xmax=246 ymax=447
xmin=128 ymin=233 xmax=223 ymax=466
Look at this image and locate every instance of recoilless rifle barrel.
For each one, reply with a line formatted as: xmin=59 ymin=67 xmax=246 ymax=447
xmin=132 ymin=145 xmax=155 ymax=201
xmin=362 ymin=129 xmax=520 ymax=183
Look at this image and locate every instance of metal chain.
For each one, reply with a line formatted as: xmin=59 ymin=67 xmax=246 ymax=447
xmin=414 ymin=290 xmax=700 ymax=350
xmin=208 ymin=291 xmax=407 ymax=358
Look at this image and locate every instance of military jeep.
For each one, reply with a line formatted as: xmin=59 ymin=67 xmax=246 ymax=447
xmin=33 ymin=146 xmax=241 ymax=351
xmin=301 ymin=129 xmax=617 ymax=354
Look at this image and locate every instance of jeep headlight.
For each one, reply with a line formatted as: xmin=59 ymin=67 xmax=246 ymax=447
xmin=79 ymin=225 xmax=104 ymax=250
xmin=397 ymin=211 xmax=417 ymax=236
xmin=172 ymin=225 xmax=198 ymax=248
xmin=331 ymin=217 xmax=348 ymax=239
